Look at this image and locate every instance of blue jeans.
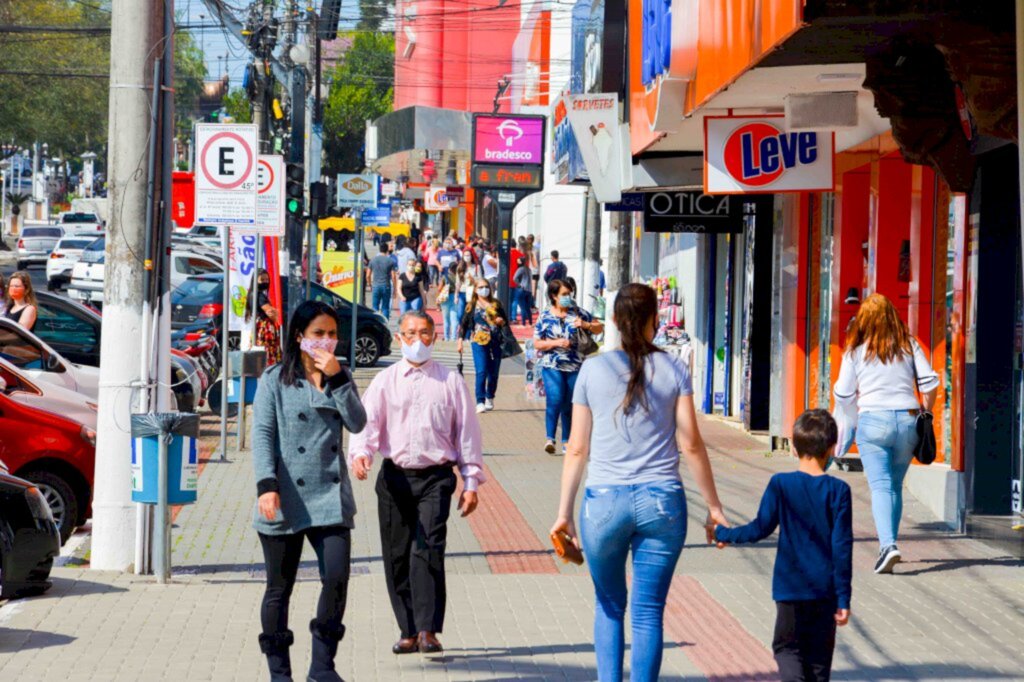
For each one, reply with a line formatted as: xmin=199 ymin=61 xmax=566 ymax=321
xmin=399 ymin=297 xmax=423 ymax=315
xmin=513 ymin=288 xmax=532 ymax=325
xmin=372 ymin=284 xmax=391 ymax=319
xmin=855 ymin=410 xmax=919 ymax=548
xmin=542 ymin=367 xmax=578 ymax=443
xmin=439 ymin=299 xmax=456 ymax=340
xmin=445 ymin=299 xmax=462 ymax=341
xmin=470 ymin=341 xmax=501 ymax=404
xmin=580 ymin=481 xmax=687 ymax=682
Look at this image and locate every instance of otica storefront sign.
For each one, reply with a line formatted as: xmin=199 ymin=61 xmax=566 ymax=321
xmin=704 ymin=115 xmax=834 ymax=194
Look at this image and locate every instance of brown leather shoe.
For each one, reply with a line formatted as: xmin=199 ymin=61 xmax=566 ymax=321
xmin=417 ymin=631 xmax=443 ymax=654
xmin=392 ymin=636 xmax=418 ymax=655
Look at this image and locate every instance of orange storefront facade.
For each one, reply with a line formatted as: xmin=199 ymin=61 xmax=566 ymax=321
xmin=627 ymin=1 xmax=1021 ymax=537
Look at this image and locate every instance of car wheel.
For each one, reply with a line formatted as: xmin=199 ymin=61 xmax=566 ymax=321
xmin=23 ymin=471 xmax=79 ymax=546
xmin=354 ymin=332 xmax=381 ymax=367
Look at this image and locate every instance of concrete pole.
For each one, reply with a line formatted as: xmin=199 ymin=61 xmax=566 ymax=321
xmin=603 ymin=210 xmax=632 ymax=351
xmin=91 ymin=0 xmax=164 ymax=571
xmin=582 ymin=189 xmax=602 ymax=311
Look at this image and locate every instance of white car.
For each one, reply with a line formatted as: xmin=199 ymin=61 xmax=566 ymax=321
xmin=46 ymin=236 xmax=98 ymax=291
xmin=69 ymin=239 xmax=221 ymax=308
xmin=59 ymin=211 xmax=104 ymax=233
xmin=16 ymin=225 xmax=64 ymax=269
xmin=0 ymin=319 xmax=99 ymax=400
xmin=0 ymin=357 xmax=97 ymax=429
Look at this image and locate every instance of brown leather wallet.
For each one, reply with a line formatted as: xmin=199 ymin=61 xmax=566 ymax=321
xmin=550 ymin=531 xmax=584 ymax=565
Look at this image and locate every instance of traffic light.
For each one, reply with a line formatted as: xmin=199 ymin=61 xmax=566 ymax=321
xmin=309 ymin=181 xmax=327 ymax=219
xmin=286 ymin=162 xmax=304 ymax=218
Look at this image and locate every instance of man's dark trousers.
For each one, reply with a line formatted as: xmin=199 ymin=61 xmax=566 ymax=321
xmin=773 ymin=599 xmax=837 ymax=682
xmin=376 ymin=460 xmax=457 ymax=638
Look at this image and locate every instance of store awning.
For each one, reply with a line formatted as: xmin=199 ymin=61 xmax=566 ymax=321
xmin=367 ymin=106 xmax=472 ymax=186
xmin=318 ymin=217 xmax=411 ymax=238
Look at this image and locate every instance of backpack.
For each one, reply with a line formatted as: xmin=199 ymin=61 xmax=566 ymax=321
xmin=545 ymin=261 xmax=567 ymax=282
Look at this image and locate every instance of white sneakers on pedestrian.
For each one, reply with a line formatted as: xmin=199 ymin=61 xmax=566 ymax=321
xmin=484 ymin=398 xmax=494 ymax=411
xmin=476 ymin=403 xmax=487 ymax=414
xmin=874 ymin=545 xmax=902 ymax=574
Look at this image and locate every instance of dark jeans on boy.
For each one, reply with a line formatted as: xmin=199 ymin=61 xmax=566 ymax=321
xmin=773 ymin=599 xmax=837 ymax=682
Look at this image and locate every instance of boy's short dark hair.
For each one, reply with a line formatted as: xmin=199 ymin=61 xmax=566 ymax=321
xmin=792 ymin=409 xmax=838 ymax=458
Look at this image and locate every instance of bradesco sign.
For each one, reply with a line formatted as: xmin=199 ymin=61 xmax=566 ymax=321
xmin=472 ymin=114 xmax=545 ymax=165
xmin=704 ymin=115 xmax=834 ymax=194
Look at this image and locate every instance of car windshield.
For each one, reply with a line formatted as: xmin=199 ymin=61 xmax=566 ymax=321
xmin=23 ymin=227 xmax=62 ymax=238
xmin=58 ymin=239 xmax=93 ymax=250
xmin=61 ymin=212 xmax=99 ymax=223
xmin=173 ymin=278 xmax=222 ymax=301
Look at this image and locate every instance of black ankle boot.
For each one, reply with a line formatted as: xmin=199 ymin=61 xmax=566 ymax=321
xmin=258 ymin=630 xmax=295 ymax=682
xmin=308 ymin=619 xmax=346 ymax=682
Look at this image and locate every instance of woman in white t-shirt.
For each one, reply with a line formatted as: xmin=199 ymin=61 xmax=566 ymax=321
xmin=833 ymin=293 xmax=938 ymax=574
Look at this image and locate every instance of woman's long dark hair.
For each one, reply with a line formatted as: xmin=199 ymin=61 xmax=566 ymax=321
xmin=279 ymin=300 xmax=340 ymax=387
xmin=616 ymin=283 xmax=661 ymax=415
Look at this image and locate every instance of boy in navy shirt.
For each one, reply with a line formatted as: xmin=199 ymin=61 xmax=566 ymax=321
xmin=715 ymin=409 xmax=853 ymax=682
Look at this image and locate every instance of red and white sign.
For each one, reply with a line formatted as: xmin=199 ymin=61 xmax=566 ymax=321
xmin=424 ymin=185 xmax=451 ymax=212
xmin=565 ymin=93 xmax=623 ymax=203
xmin=253 ymin=155 xmax=285 ymax=236
xmin=704 ymin=116 xmax=834 ymax=194
xmin=194 ymin=123 xmax=258 ymax=225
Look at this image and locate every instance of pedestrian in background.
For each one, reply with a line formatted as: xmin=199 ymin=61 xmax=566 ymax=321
xmin=368 ymin=243 xmax=398 ymax=321
xmin=832 ymin=293 xmax=938 ymax=573
xmin=349 ymin=311 xmax=484 ymax=656
xmin=438 ymin=262 xmax=459 ymax=341
xmin=714 ymin=409 xmax=853 ymax=682
xmin=252 ymin=301 xmax=367 ymax=682
xmin=481 ymin=245 xmax=499 ymax=290
xmin=397 ymin=260 xmax=426 ymax=314
xmin=245 ymin=269 xmax=282 ymax=366
xmin=544 ymin=250 xmax=567 ymax=285
xmin=4 ymin=271 xmax=37 ymax=331
xmin=457 ymin=278 xmax=507 ymax=414
xmin=426 ymin=238 xmax=441 ymax=286
xmin=512 ymin=256 xmax=533 ymax=325
xmin=533 ymin=279 xmax=603 ymax=455
xmin=550 ymin=282 xmax=728 ymax=682
xmin=0 ymin=273 xmax=7 ymax=316
xmin=394 ymin=237 xmax=416 ymax=273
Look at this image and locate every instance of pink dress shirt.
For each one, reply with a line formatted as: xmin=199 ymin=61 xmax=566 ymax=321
xmin=348 ymin=358 xmax=486 ymax=491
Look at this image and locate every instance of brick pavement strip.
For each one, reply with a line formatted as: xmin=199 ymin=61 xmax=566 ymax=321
xmin=1 ymin=367 xmax=1023 ymax=680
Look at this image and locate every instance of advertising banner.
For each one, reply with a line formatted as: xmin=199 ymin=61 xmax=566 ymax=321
xmin=424 ymin=186 xmax=451 ymax=211
xmin=472 ymin=114 xmax=546 ymax=166
xmin=565 ymin=93 xmax=622 ymax=203
xmin=320 ymin=249 xmax=356 ymax=301
xmin=337 ymin=173 xmax=380 ymax=209
xmin=704 ymin=115 xmax=835 ymax=194
xmin=643 ymin=191 xmax=743 ymax=233
xmin=228 ymin=230 xmax=259 ymax=332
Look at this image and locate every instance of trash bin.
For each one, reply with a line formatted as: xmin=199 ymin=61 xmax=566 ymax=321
xmin=226 ymin=349 xmax=267 ymax=406
xmin=130 ymin=413 xmax=200 ymax=505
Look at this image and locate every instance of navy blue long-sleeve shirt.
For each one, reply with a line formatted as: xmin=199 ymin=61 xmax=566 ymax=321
xmin=716 ymin=471 xmax=853 ymax=609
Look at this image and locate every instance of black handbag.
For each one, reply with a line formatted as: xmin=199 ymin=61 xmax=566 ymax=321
xmin=499 ymin=324 xmax=523 ymax=358
xmin=576 ymin=328 xmax=599 ymax=356
xmin=911 ymin=355 xmax=937 ymax=465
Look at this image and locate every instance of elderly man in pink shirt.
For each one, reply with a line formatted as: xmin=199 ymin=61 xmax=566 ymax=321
xmin=349 ymin=309 xmax=484 ymax=656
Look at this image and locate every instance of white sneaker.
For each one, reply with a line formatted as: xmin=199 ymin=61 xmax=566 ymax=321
xmin=476 ymin=403 xmax=487 ymax=414
xmin=484 ymin=398 xmax=494 ymax=411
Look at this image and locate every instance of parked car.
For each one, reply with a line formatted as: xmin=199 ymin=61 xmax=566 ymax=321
xmin=0 ymin=462 xmax=60 ymax=598
xmin=0 ymin=318 xmax=99 ymax=399
xmin=184 ymin=224 xmax=223 ymax=250
xmin=46 ymin=236 xmax=98 ymax=291
xmin=33 ymin=292 xmax=102 ymax=367
xmin=69 ymin=238 xmax=221 ymax=309
xmin=58 ymin=211 xmax=103 ymax=232
xmin=16 ymin=225 xmax=64 ymax=269
xmin=0 ymin=357 xmax=98 ymax=430
xmin=0 ymin=383 xmax=95 ymax=544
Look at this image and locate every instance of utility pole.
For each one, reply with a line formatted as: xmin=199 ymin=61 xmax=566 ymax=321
xmin=92 ymin=0 xmax=166 ymax=571
xmin=603 ymin=211 xmax=631 ymax=350
xmin=284 ymin=0 xmax=307 ymax=318
xmin=582 ymin=189 xmax=602 ymax=310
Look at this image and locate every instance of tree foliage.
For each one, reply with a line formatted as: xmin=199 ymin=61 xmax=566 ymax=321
xmin=357 ymin=0 xmax=395 ymax=31
xmin=0 ymin=1 xmax=207 ymax=164
xmin=323 ymin=31 xmax=394 ymax=175
xmin=222 ymin=88 xmax=253 ymax=124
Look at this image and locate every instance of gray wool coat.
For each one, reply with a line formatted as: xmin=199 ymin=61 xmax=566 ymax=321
xmin=251 ymin=363 xmax=367 ymax=535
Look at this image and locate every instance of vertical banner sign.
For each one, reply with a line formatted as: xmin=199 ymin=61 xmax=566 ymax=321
xmin=704 ymin=115 xmax=835 ymax=194
xmin=320 ymin=250 xmax=355 ymax=300
xmin=564 ymin=93 xmax=622 ymax=202
xmin=194 ymin=123 xmax=259 ymax=225
xmin=254 ymin=155 xmax=286 ymax=236
xmin=228 ymin=230 xmax=258 ymax=332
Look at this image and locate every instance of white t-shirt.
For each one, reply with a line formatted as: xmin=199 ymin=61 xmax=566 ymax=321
xmin=833 ymin=340 xmax=940 ymax=413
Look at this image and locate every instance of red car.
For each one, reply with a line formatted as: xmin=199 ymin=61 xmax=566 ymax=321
xmin=0 ymin=379 xmax=95 ymax=545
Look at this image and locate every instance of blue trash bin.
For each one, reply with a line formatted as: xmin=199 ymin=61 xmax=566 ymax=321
xmin=130 ymin=413 xmax=200 ymax=505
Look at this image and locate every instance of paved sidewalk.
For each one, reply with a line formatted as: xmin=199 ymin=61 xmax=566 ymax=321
xmin=1 ymin=363 xmax=1022 ymax=680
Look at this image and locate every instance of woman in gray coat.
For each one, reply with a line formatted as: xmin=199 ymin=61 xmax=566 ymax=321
xmin=252 ymin=300 xmax=367 ymax=682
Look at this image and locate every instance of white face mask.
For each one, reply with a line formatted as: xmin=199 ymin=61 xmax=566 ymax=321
xmin=401 ymin=339 xmax=433 ymax=364
xmin=476 ymin=287 xmax=490 ymax=298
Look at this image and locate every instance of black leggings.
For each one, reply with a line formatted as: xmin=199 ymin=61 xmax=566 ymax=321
xmin=258 ymin=525 xmax=351 ymax=636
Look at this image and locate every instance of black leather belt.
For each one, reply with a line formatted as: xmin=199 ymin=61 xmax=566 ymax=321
xmin=383 ymin=459 xmax=455 ymax=477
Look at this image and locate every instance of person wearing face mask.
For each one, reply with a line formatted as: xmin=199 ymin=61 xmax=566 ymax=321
xmin=397 ymin=259 xmax=427 ymax=314
xmin=533 ymin=279 xmax=604 ymax=455
xmin=456 ymin=278 xmax=508 ymax=413
xmin=4 ymin=271 xmax=37 ymax=331
xmin=349 ymin=310 xmax=484 ymax=656
xmin=246 ymin=269 xmax=282 ymax=365
xmin=437 ymin=239 xmax=459 ymax=272
xmin=252 ymin=301 xmax=367 ymax=682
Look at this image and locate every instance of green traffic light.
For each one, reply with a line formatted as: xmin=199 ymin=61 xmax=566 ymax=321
xmin=287 ymin=198 xmax=301 ymax=214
